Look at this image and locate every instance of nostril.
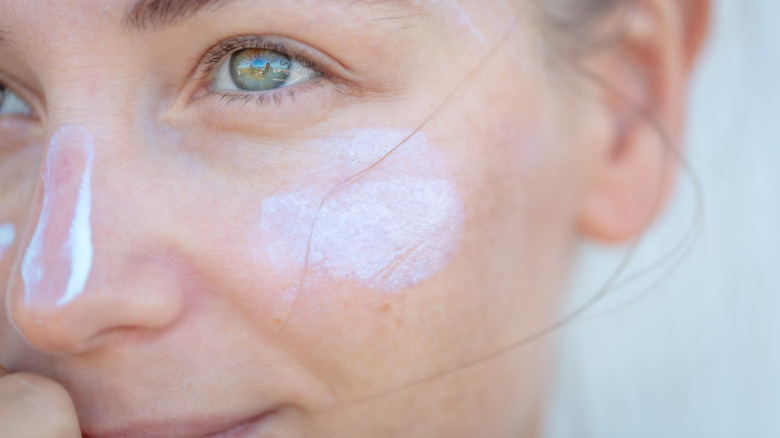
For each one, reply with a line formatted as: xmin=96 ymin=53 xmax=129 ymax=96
xmin=21 ymin=125 xmax=95 ymax=309
xmin=7 ymin=297 xmax=92 ymax=355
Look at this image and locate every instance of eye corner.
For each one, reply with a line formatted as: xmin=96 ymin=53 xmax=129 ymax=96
xmin=0 ymin=79 xmax=39 ymax=121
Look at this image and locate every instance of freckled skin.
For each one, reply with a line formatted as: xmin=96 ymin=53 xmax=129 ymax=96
xmin=0 ymin=1 xmax=598 ymax=437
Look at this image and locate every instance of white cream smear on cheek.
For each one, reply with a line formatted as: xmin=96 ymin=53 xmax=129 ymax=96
xmin=22 ymin=125 xmax=95 ymax=307
xmin=0 ymin=223 xmax=15 ymax=260
xmin=259 ymin=128 xmax=464 ymax=294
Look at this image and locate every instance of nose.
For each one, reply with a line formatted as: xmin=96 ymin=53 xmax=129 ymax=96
xmin=6 ymin=125 xmax=186 ymax=355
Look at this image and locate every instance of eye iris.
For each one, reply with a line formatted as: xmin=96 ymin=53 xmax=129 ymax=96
xmin=230 ymin=49 xmax=293 ymax=91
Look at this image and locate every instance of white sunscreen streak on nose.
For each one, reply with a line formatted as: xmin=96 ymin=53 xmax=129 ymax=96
xmin=22 ymin=126 xmax=95 ymax=307
xmin=259 ymin=129 xmax=464 ymax=294
xmin=0 ymin=223 xmax=15 ymax=259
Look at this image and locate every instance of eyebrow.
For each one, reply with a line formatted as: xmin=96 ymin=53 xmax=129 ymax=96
xmin=123 ymin=0 xmax=230 ymax=30
xmin=0 ymin=29 xmax=12 ymax=48
xmin=123 ymin=0 xmax=423 ymax=31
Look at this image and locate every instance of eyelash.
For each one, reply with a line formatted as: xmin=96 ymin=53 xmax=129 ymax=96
xmin=196 ymin=36 xmax=324 ymax=107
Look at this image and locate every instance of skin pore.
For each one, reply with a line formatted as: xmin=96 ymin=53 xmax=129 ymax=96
xmin=0 ymin=0 xmax=708 ymax=437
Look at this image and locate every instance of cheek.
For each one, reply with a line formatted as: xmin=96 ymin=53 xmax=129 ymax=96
xmin=249 ymin=128 xmax=465 ymax=296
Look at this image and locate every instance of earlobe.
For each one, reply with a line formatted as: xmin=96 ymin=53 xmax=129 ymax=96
xmin=577 ymin=0 xmax=709 ymax=243
xmin=577 ymin=115 xmax=677 ymax=243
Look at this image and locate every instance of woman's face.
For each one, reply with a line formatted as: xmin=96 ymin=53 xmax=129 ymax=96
xmin=0 ymin=0 xmax=592 ymax=436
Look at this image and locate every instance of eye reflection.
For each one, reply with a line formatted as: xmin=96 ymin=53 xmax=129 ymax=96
xmin=230 ymin=49 xmax=293 ymax=91
xmin=209 ymin=46 xmax=321 ymax=94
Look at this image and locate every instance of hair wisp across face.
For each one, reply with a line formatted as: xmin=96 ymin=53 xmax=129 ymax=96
xmin=21 ymin=125 xmax=95 ymax=308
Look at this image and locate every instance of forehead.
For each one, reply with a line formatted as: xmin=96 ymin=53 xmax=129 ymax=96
xmin=1 ymin=0 xmax=437 ymax=23
xmin=0 ymin=0 xmax=508 ymax=62
xmin=0 ymin=0 xmax=467 ymax=51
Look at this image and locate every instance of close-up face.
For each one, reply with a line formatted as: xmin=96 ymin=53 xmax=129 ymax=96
xmin=0 ymin=0 xmax=707 ymax=436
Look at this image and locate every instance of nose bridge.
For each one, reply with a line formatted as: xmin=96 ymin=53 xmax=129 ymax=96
xmin=22 ymin=125 xmax=95 ymax=309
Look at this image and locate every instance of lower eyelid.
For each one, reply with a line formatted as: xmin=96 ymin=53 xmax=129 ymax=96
xmin=184 ymin=78 xmax=347 ymax=136
xmin=202 ymin=77 xmax=328 ymax=108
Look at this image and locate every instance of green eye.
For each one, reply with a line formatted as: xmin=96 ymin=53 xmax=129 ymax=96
xmin=0 ymin=84 xmax=32 ymax=116
xmin=230 ymin=49 xmax=293 ymax=91
xmin=210 ymin=47 xmax=320 ymax=93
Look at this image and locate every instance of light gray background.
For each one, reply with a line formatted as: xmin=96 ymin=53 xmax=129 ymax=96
xmin=545 ymin=1 xmax=780 ymax=437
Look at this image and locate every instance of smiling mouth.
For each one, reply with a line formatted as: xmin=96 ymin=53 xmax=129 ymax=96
xmin=82 ymin=409 xmax=281 ymax=438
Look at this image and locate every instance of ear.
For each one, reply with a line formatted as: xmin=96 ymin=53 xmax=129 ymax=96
xmin=577 ymin=0 xmax=710 ymax=243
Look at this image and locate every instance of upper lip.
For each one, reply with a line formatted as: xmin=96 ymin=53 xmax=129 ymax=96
xmin=81 ymin=409 xmax=278 ymax=438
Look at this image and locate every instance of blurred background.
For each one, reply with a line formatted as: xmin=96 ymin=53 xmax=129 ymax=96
xmin=545 ymin=1 xmax=780 ymax=437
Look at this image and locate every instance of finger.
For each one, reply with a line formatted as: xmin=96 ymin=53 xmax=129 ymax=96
xmin=0 ymin=372 xmax=81 ymax=438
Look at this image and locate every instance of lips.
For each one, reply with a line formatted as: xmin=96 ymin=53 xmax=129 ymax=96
xmin=81 ymin=409 xmax=280 ymax=438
